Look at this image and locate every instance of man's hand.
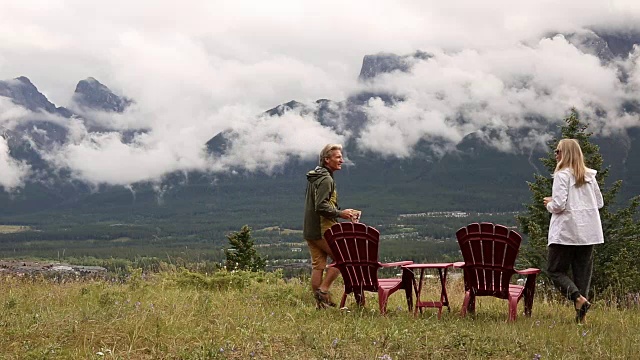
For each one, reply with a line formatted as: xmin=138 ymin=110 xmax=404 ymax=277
xmin=543 ymin=197 xmax=552 ymax=206
xmin=339 ymin=209 xmax=358 ymax=221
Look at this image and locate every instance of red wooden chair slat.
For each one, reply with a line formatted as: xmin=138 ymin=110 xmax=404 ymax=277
xmin=455 ymin=222 xmax=540 ymax=322
xmin=324 ymin=222 xmax=414 ymax=315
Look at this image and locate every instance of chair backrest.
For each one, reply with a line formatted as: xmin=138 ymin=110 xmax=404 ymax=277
xmin=324 ymin=222 xmax=382 ymax=293
xmin=456 ymin=222 xmax=522 ymax=299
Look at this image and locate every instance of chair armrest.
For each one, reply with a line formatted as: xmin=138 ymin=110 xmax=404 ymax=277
xmin=380 ymin=260 xmax=413 ymax=268
xmin=515 ymin=268 xmax=541 ymax=275
xmin=453 ymin=261 xmax=465 ymax=268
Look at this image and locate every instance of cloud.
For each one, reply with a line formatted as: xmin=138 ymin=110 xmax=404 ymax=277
xmin=41 ymin=119 xmax=213 ymax=187
xmin=358 ymin=97 xmax=459 ymax=158
xmin=3 ymin=0 xmax=639 ymax=104
xmin=356 ymin=34 xmax=639 ymax=155
xmin=0 ymin=135 xmax=30 ymax=192
xmin=1 ymin=1 xmax=640 ymax=189
xmin=0 ymin=96 xmax=32 ymax=127
xmin=34 ymin=103 xmax=343 ymax=186
xmin=0 ymin=97 xmax=32 ymax=191
xmin=212 ymin=107 xmax=346 ymax=174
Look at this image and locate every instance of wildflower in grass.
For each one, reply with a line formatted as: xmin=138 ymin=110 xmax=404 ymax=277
xmin=331 ymin=338 xmax=339 ymax=348
xmin=535 ymin=320 xmax=540 ymax=326
xmin=533 ymin=354 xmax=541 ymax=360
xmin=379 ymin=355 xmax=392 ymax=360
xmin=250 ymin=352 xmax=255 ymax=357
xmin=582 ymin=330 xmax=588 ymax=337
xmin=219 ymin=347 xmax=224 ymax=353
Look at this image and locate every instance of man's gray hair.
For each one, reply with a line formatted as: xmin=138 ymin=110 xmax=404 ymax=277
xmin=319 ymin=144 xmax=343 ymax=166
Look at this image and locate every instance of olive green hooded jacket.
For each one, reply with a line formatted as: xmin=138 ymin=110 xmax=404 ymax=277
xmin=303 ymin=166 xmax=340 ymax=240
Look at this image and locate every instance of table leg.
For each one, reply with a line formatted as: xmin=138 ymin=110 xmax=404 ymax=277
xmin=402 ymin=267 xmax=414 ymax=312
xmin=412 ymin=269 xmax=425 ymax=317
xmin=411 ymin=265 xmax=451 ymax=319
xmin=438 ymin=268 xmax=450 ymax=317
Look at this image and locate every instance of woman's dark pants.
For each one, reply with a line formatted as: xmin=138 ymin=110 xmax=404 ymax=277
xmin=547 ymin=244 xmax=594 ymax=301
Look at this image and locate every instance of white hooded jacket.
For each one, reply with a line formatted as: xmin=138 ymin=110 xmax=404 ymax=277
xmin=546 ymin=168 xmax=604 ymax=246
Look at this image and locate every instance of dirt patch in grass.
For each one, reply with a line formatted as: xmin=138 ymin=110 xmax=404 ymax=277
xmin=0 ymin=225 xmax=32 ymax=234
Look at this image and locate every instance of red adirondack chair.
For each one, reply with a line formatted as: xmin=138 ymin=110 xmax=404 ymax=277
xmin=324 ymin=222 xmax=414 ymax=315
xmin=454 ymin=223 xmax=540 ymax=322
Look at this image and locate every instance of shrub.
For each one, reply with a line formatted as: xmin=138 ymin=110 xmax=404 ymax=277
xmin=174 ymin=269 xmax=282 ymax=291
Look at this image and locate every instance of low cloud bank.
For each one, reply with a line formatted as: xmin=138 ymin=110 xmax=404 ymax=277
xmin=2 ymin=30 xmax=640 ymax=190
xmin=357 ymin=34 xmax=640 ymax=156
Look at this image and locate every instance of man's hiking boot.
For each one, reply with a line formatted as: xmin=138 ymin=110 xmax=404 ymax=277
xmin=314 ymin=289 xmax=337 ymax=309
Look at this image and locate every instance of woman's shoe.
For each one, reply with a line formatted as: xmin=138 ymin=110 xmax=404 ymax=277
xmin=575 ymin=301 xmax=591 ymax=323
xmin=314 ymin=289 xmax=337 ymax=308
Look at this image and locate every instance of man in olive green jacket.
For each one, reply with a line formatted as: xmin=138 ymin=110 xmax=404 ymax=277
xmin=304 ymin=144 xmax=358 ymax=308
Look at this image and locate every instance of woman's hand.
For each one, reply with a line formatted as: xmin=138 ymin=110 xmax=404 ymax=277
xmin=543 ymin=197 xmax=552 ymax=206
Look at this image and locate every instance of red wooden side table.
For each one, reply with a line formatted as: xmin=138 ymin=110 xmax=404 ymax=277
xmin=401 ymin=263 xmax=453 ymax=319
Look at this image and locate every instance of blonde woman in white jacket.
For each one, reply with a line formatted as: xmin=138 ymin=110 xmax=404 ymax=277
xmin=543 ymin=139 xmax=604 ymax=324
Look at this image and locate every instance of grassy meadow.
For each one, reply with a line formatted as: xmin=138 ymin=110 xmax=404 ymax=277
xmin=1 ymin=269 xmax=639 ymax=360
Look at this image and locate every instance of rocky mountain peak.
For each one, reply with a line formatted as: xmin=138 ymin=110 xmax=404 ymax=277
xmin=264 ymin=100 xmax=308 ymax=117
xmin=72 ymin=77 xmax=132 ymax=113
xmin=596 ymin=30 xmax=640 ymax=58
xmin=0 ymin=76 xmax=58 ymax=113
xmin=358 ymin=51 xmax=432 ymax=81
xmin=15 ymin=76 xmax=35 ymax=86
xmin=564 ymin=31 xmax=615 ymax=62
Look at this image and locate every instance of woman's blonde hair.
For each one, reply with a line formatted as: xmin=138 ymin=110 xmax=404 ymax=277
xmin=318 ymin=144 xmax=343 ymax=166
xmin=555 ymin=138 xmax=588 ymax=186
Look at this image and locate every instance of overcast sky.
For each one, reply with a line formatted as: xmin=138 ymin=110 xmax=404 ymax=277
xmin=1 ymin=0 xmax=640 ymax=190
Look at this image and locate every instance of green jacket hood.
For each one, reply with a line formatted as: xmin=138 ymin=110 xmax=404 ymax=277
xmin=306 ymin=166 xmax=332 ymax=183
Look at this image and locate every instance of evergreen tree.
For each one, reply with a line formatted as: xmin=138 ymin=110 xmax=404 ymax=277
xmin=517 ymin=109 xmax=640 ymax=295
xmin=224 ymin=225 xmax=266 ymax=272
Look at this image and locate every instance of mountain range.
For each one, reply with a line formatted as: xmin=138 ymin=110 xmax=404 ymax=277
xmin=1 ymin=29 xmax=640 ymax=243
